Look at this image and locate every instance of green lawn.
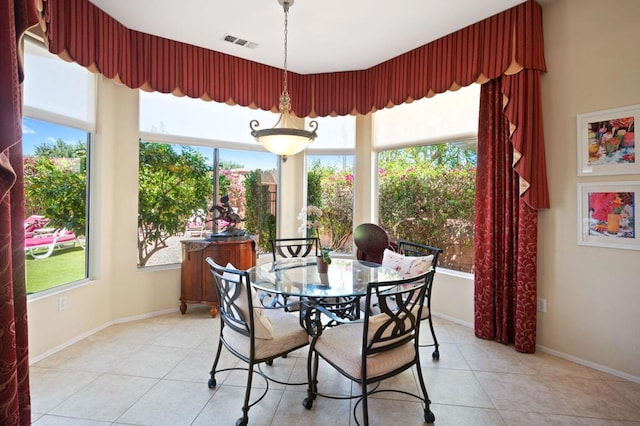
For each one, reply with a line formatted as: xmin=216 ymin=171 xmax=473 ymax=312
xmin=26 ymin=247 xmax=86 ymax=294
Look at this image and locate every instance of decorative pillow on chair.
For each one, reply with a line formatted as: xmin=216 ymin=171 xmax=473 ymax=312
xmin=382 ymin=249 xmax=434 ymax=278
xmin=224 ymin=263 xmax=274 ymax=339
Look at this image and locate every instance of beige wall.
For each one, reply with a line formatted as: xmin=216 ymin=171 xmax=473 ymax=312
xmin=28 ymin=78 xmax=182 ymax=359
xmin=27 ymin=0 xmax=640 ymax=381
xmin=537 ymin=0 xmax=640 ymax=379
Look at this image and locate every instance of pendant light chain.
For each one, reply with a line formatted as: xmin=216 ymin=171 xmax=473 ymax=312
xmin=249 ymin=0 xmax=318 ymax=157
xmin=280 ymin=1 xmax=290 ymax=112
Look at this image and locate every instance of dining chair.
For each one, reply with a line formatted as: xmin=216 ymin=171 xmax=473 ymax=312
xmin=205 ymin=258 xmax=309 ymax=426
xmin=268 ymin=237 xmax=319 ymax=310
xmin=303 ymin=270 xmax=436 ymax=425
xmin=270 ymin=237 xmax=319 ymax=260
xmin=353 ymin=223 xmax=394 ymax=264
xmin=386 ymin=240 xmax=443 ymax=360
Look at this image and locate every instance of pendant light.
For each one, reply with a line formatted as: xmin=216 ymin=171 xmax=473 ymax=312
xmin=250 ymin=0 xmax=318 ymax=157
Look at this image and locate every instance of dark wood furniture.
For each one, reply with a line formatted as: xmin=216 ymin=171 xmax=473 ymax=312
xmin=180 ymin=237 xmax=256 ymax=317
xmin=353 ymin=223 xmax=394 ymax=264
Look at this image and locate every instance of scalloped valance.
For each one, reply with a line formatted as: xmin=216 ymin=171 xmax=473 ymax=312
xmin=35 ymin=0 xmax=545 ymax=118
xmin=34 ymin=0 xmax=548 ymax=209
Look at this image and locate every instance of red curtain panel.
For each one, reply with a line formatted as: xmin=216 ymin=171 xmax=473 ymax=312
xmin=0 ymin=0 xmax=38 ymax=424
xmin=475 ymin=76 xmax=541 ymax=353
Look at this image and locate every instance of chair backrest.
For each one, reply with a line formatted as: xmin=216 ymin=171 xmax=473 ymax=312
xmin=270 ymin=237 xmax=319 ymax=261
xmin=362 ymin=270 xmax=434 ymax=356
xmin=204 ymin=257 xmax=256 ymax=338
xmin=396 ymin=240 xmax=442 ymax=271
xmin=354 ymin=223 xmax=393 ymax=264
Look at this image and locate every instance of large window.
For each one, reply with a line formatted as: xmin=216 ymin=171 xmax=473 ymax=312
xmin=374 ymin=85 xmax=480 ymax=273
xmin=22 ymin=37 xmax=95 ymax=294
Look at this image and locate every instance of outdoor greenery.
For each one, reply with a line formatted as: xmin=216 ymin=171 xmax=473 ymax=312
xmin=24 ymin=139 xmax=87 ymax=236
xmin=138 ymin=142 xmax=212 ymax=266
xmin=379 ymin=144 xmax=476 ymax=272
xmin=244 ymin=170 xmax=276 ymax=253
xmin=306 ymin=144 xmax=476 ymax=272
xmin=307 ymin=161 xmax=354 ymax=252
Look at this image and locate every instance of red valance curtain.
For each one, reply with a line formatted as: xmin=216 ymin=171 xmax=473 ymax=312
xmin=0 ymin=0 xmax=38 ymax=424
xmin=36 ymin=0 xmax=544 ymax=108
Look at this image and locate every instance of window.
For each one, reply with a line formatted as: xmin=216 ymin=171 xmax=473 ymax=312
xmin=307 ymin=155 xmax=354 ymax=255
xmin=373 ymin=85 xmax=480 ymax=273
xmin=22 ymin=37 xmax=95 ymax=293
xmin=138 ymin=141 xmax=278 ymax=267
xmin=378 ymin=143 xmax=476 ymax=273
xmin=303 ymin=115 xmax=356 ymax=255
xmin=138 ymin=92 xmax=279 ymax=267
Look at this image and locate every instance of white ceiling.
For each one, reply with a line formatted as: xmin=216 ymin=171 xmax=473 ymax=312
xmin=88 ymin=0 xmax=527 ymax=75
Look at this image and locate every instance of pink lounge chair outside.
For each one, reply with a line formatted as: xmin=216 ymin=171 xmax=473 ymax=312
xmin=24 ymin=215 xmax=50 ymax=238
xmin=24 ymin=228 xmax=81 ymax=259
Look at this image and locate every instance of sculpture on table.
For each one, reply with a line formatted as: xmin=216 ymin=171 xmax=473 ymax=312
xmin=209 ymin=195 xmax=247 ymax=238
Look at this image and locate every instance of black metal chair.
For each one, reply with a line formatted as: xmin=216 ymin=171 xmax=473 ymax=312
xmin=270 ymin=237 xmax=319 ymax=260
xmin=303 ymin=270 xmax=436 ymax=425
xmin=396 ymin=240 xmax=442 ymax=360
xmin=205 ymin=258 xmax=309 ymax=426
xmin=268 ymin=237 xmax=319 ymax=310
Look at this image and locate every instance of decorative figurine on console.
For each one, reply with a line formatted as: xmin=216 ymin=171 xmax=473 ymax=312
xmin=208 ymin=194 xmax=247 ymax=238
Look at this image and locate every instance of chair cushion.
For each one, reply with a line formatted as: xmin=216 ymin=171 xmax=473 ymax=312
xmin=224 ymin=309 xmax=308 ymax=360
xmin=382 ymin=249 xmax=433 ymax=278
xmin=224 ymin=263 xmax=274 ymax=340
xmin=367 ymin=305 xmax=420 ymax=348
xmin=313 ymin=322 xmax=416 ymax=380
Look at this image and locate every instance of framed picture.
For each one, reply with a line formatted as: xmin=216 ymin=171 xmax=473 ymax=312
xmin=576 ymin=105 xmax=638 ymax=176
xmin=577 ymin=181 xmax=639 ymax=250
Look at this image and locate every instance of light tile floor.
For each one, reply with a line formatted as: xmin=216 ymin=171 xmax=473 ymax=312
xmin=30 ymin=309 xmax=640 ymax=425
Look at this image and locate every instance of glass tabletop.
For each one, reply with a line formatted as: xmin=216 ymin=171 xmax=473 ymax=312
xmin=248 ymin=257 xmax=404 ymax=298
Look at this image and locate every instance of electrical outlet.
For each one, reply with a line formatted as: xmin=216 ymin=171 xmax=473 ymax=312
xmin=58 ymin=296 xmax=67 ymax=311
xmin=537 ymin=297 xmax=547 ymax=313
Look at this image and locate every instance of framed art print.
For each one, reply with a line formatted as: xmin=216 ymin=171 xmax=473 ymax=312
xmin=576 ymin=105 xmax=637 ymax=176
xmin=577 ymin=181 xmax=639 ymax=250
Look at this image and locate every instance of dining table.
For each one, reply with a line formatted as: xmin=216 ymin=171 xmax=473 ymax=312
xmin=248 ymin=257 xmax=404 ymax=332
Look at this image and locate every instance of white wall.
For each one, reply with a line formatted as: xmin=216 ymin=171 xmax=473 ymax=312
xmin=537 ymin=0 xmax=640 ymax=380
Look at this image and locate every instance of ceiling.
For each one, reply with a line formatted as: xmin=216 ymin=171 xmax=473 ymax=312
xmin=88 ymin=0 xmax=528 ymax=75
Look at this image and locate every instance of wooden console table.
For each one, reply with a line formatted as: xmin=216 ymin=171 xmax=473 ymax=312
xmin=180 ymin=237 xmax=256 ymax=316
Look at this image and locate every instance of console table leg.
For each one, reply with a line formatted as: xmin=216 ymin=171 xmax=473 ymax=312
xmin=180 ymin=301 xmax=187 ymax=314
xmin=210 ymin=305 xmax=218 ymax=318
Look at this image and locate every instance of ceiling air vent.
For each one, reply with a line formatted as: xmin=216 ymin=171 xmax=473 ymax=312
xmin=222 ymin=34 xmax=258 ymax=49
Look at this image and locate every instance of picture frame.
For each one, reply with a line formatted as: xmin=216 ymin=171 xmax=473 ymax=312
xmin=577 ymin=181 xmax=639 ymax=250
xmin=576 ymin=105 xmax=638 ymax=176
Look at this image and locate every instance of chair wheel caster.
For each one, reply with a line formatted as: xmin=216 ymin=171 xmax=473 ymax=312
xmin=208 ymin=378 xmax=216 ymax=389
xmin=425 ymin=409 xmax=435 ymax=423
xmin=432 ymin=350 xmax=440 ymax=360
xmin=302 ymin=397 xmax=313 ymax=409
xmin=235 ymin=418 xmax=247 ymax=426
xmin=266 ymin=360 xmax=273 ymax=366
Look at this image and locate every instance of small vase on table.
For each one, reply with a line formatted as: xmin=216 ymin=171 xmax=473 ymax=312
xmin=317 ymin=255 xmax=329 ymax=273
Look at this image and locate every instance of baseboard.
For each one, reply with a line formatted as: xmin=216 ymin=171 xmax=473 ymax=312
xmin=432 ymin=312 xmax=639 ymax=384
xmin=28 ymin=307 xmax=180 ymax=365
xmin=536 ymin=344 xmax=640 ymax=384
xmin=432 ymin=311 xmax=474 ymax=329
